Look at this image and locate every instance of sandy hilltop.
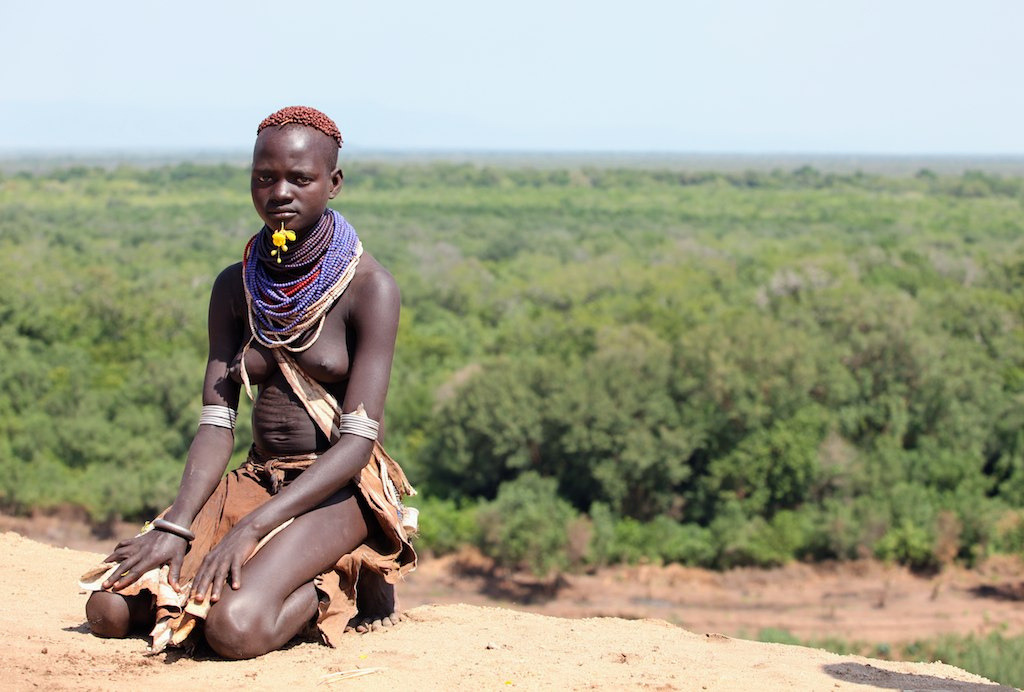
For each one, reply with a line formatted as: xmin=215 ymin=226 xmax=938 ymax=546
xmin=0 ymin=530 xmax=1016 ymax=691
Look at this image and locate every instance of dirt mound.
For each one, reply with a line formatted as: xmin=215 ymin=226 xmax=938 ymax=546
xmin=0 ymin=531 xmax=1011 ymax=690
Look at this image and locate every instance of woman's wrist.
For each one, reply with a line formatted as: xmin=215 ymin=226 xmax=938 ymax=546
xmin=151 ymin=518 xmax=196 ymax=542
xmin=234 ymin=513 xmax=270 ymax=539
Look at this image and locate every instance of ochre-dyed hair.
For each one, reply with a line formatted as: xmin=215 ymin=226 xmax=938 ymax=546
xmin=257 ymin=106 xmax=343 ymax=148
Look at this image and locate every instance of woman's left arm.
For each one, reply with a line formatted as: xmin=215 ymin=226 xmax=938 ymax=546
xmin=190 ymin=265 xmax=400 ymax=600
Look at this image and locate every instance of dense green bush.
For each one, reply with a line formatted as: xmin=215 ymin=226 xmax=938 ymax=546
xmin=587 ymin=504 xmax=715 ymax=566
xmin=476 ymin=472 xmax=577 ymax=575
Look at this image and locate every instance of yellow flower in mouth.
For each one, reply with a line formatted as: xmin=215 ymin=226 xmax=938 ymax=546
xmin=270 ymin=223 xmax=297 ymax=263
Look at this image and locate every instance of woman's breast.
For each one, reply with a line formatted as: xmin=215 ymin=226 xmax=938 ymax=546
xmin=293 ymin=338 xmax=350 ymax=383
xmin=228 ymin=342 xmax=277 ymax=386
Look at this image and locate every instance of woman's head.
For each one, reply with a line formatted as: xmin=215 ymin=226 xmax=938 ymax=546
xmin=251 ymin=106 xmax=344 ymax=233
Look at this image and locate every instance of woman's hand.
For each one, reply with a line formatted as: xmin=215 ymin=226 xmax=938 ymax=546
xmin=189 ymin=522 xmax=261 ymax=604
xmin=102 ymin=529 xmax=189 ymax=591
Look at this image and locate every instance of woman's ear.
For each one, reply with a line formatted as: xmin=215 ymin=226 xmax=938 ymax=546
xmin=329 ymin=167 xmax=344 ymax=198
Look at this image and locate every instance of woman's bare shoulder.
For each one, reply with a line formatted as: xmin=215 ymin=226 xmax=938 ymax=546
xmin=210 ymin=261 xmax=246 ymax=318
xmin=212 ymin=261 xmax=244 ymax=293
xmin=214 ymin=261 xmax=244 ymax=284
xmin=352 ymin=252 xmax=399 ymax=301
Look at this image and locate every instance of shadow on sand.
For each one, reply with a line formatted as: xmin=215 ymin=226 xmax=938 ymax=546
xmin=823 ymin=662 xmax=1015 ymax=691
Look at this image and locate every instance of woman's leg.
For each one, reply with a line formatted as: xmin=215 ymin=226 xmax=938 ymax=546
xmin=346 ymin=569 xmax=401 ymax=632
xmin=203 ymin=483 xmax=369 ymax=659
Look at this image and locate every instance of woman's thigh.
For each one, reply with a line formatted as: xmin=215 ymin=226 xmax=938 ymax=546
xmin=212 ymin=483 xmax=370 ymax=609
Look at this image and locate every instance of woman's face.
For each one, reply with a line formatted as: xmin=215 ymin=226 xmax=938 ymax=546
xmin=250 ymin=126 xmax=342 ymax=233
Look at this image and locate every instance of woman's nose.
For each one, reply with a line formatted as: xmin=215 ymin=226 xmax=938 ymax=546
xmin=270 ymin=180 xmax=293 ymax=202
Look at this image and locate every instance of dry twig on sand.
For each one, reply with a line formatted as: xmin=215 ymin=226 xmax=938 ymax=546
xmin=318 ymin=667 xmax=384 ymax=685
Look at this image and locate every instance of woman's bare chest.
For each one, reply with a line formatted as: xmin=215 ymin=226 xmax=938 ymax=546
xmin=235 ymin=300 xmax=353 ymax=385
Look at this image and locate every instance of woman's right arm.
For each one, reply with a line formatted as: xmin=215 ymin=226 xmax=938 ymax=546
xmin=103 ymin=264 xmax=244 ymax=591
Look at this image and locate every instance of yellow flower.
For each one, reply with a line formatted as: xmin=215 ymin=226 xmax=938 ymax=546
xmin=272 ymin=223 xmax=296 ymax=248
xmin=270 ymin=223 xmax=296 ymax=263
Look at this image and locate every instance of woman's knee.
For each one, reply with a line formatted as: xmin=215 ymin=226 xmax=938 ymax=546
xmin=85 ymin=591 xmax=132 ymax=638
xmin=204 ymin=596 xmax=275 ymax=660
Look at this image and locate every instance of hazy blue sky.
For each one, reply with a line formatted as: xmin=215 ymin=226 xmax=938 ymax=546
xmin=2 ymin=0 xmax=1021 ymax=154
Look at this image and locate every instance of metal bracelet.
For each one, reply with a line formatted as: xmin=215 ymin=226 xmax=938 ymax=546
xmin=338 ymin=413 xmax=380 ymax=440
xmin=151 ymin=518 xmax=196 ymax=542
xmin=199 ymin=405 xmax=237 ymax=430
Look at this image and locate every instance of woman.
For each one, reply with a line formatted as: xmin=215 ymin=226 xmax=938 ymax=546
xmin=81 ymin=106 xmax=416 ymax=659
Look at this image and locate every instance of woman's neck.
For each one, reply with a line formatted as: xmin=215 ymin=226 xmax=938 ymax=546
xmin=261 ymin=209 xmax=333 ymax=276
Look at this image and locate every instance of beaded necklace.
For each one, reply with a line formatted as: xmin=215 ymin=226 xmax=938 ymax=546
xmin=242 ymin=209 xmax=362 ymax=352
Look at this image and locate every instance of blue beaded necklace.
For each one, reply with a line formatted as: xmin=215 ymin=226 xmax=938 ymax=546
xmin=243 ymin=209 xmax=362 ymax=351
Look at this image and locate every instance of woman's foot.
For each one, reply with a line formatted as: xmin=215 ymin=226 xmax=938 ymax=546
xmin=344 ymin=570 xmax=400 ymax=633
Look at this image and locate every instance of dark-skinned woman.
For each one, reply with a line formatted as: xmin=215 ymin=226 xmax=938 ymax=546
xmin=81 ymin=106 xmax=417 ymax=659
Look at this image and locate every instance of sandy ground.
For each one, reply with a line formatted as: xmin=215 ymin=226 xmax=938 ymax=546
xmin=1 ymin=519 xmax=1020 ymax=690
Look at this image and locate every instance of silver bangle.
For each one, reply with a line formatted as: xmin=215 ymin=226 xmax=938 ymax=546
xmin=199 ymin=405 xmax=237 ymax=430
xmin=339 ymin=413 xmax=380 ymax=440
xmin=152 ymin=518 xmax=196 ymax=542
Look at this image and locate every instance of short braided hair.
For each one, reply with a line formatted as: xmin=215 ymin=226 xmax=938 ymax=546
xmin=257 ymin=106 xmax=343 ymax=148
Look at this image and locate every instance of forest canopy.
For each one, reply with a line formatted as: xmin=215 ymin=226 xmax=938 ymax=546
xmin=1 ymin=161 xmax=1022 ymax=571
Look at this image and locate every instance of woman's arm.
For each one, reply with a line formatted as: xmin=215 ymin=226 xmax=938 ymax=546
xmin=104 ymin=265 xmax=244 ymax=590
xmin=189 ymin=262 xmax=400 ymax=601
xmin=160 ymin=262 xmax=244 ymax=527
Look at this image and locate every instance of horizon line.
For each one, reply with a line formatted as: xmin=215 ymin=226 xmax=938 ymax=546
xmin=4 ymin=149 xmax=1024 ymax=176
xmin=3 ymin=147 xmax=1024 ymax=158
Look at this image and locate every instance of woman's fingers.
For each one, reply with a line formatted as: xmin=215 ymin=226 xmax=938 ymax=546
xmin=192 ymin=533 xmax=253 ymax=602
xmin=192 ymin=580 xmax=213 ymax=604
xmin=229 ymin=554 xmax=244 ymax=590
xmin=191 ymin=555 xmax=228 ymax=603
xmin=190 ymin=564 xmax=211 ymax=602
xmin=168 ymin=554 xmax=183 ymax=592
xmin=209 ymin=560 xmax=230 ymax=602
xmin=105 ymin=536 xmax=138 ymax=563
xmin=105 ymin=556 xmax=141 ymax=589
xmin=102 ymin=532 xmax=187 ymax=591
